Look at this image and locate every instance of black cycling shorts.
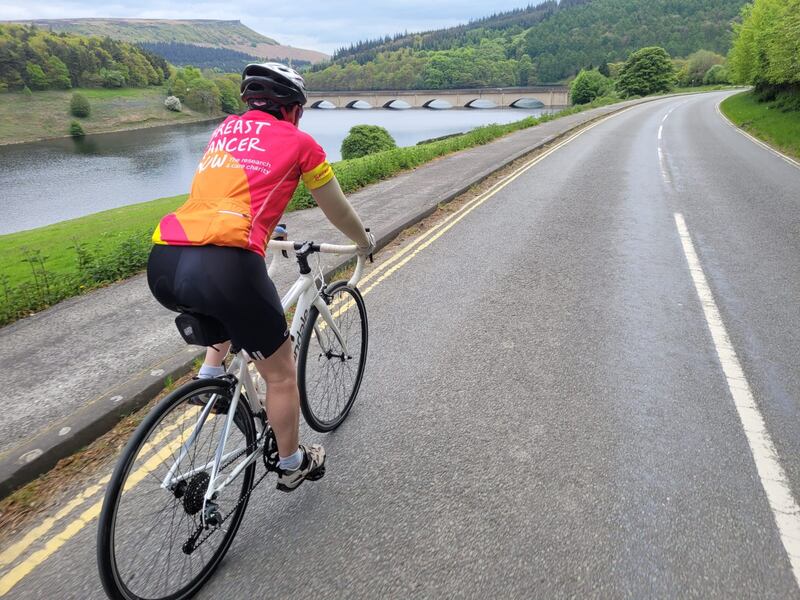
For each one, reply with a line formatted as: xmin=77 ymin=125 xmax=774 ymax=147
xmin=147 ymin=244 xmax=289 ymax=359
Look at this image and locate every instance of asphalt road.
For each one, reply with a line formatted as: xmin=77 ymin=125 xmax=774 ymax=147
xmin=3 ymin=91 xmax=800 ymax=599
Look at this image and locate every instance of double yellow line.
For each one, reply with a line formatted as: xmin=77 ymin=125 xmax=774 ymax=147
xmin=0 ymin=408 xmax=200 ymax=595
xmin=0 ymin=105 xmax=631 ymax=596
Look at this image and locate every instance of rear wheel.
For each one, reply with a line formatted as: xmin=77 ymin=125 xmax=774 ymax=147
xmin=97 ymin=378 xmax=256 ymax=600
xmin=297 ymin=282 xmax=368 ymax=431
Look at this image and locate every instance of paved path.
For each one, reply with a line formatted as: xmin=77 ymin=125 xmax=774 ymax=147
xmin=2 ymin=91 xmax=800 ymax=598
xmin=0 ymin=97 xmax=649 ymax=493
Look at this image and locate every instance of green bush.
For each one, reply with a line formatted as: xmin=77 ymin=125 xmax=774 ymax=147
xmin=22 ymin=85 xmax=32 ymax=97
xmin=341 ymin=125 xmax=397 ymax=160
xmin=617 ymin=47 xmax=675 ymax=97
xmin=683 ymin=50 xmax=725 ymax=86
xmin=69 ymin=120 xmax=85 ymax=137
xmin=570 ymin=69 xmax=611 ymax=104
xmin=69 ymin=92 xmax=91 ymax=118
xmin=703 ymin=64 xmax=730 ymax=85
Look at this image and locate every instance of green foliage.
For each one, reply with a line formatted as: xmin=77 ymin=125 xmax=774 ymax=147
xmin=25 ymin=63 xmax=49 ymax=90
xmin=703 ymin=64 xmax=730 ymax=85
xmin=310 ymin=0 xmax=747 ymax=88
xmin=679 ymin=50 xmax=726 ymax=87
xmin=570 ymin=69 xmax=611 ymax=104
xmin=70 ymin=92 xmax=91 ymax=118
xmin=213 ymin=76 xmax=242 ymax=114
xmin=69 ymin=120 xmax=85 ymax=137
xmin=184 ymin=78 xmax=221 ymax=114
xmin=729 ymin=0 xmax=800 ymax=99
xmin=617 ymin=47 xmax=676 ymax=97
xmin=45 ymin=56 xmax=72 ymax=89
xmin=99 ymin=68 xmax=125 ymax=88
xmin=341 ymin=125 xmax=398 ymax=160
xmin=22 ymin=85 xmax=32 ymax=97
xmin=0 ymin=24 xmax=169 ymax=92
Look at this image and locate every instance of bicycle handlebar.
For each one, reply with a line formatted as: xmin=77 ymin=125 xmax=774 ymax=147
xmin=266 ymin=240 xmax=366 ymax=287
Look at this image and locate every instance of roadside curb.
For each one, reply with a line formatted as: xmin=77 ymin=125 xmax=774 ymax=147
xmin=0 ymin=347 xmax=203 ymax=498
xmin=0 ymin=92 xmax=696 ymax=500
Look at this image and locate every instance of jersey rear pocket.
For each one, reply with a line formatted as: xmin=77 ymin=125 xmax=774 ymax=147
xmin=170 ymin=198 xmax=252 ymax=248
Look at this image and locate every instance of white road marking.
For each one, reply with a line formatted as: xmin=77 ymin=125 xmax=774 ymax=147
xmin=658 ymin=147 xmax=671 ymax=183
xmin=674 ymin=212 xmax=800 ymax=589
xmin=715 ymin=99 xmax=800 ymax=170
xmin=658 ymin=125 xmax=663 ymax=140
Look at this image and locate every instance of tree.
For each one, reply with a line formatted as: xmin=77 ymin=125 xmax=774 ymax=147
xmin=70 ymin=92 xmax=91 ymax=118
xmin=69 ymin=120 xmax=85 ymax=137
xmin=184 ymin=78 xmax=220 ymax=114
xmin=25 ymin=62 xmax=49 ymax=90
xmin=341 ymin=125 xmax=397 ymax=159
xmin=45 ymin=56 xmax=72 ymax=89
xmin=617 ymin=47 xmax=675 ymax=97
xmin=570 ymin=69 xmax=611 ymax=104
xmin=683 ymin=50 xmax=725 ymax=87
xmin=703 ymin=64 xmax=730 ymax=85
xmin=729 ymin=0 xmax=800 ymax=90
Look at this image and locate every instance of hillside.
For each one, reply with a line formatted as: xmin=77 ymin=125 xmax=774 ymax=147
xmin=307 ymin=0 xmax=747 ymax=89
xmin=10 ymin=19 xmax=329 ymax=65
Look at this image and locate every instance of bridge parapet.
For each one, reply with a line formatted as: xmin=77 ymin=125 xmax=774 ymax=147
xmin=306 ymin=86 xmax=570 ymax=109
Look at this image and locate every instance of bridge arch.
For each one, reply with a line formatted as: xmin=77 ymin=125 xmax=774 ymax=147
xmin=465 ymin=98 xmax=497 ymax=109
xmin=383 ymin=99 xmax=412 ymax=110
xmin=510 ymin=98 xmax=545 ymax=109
xmin=346 ymin=100 xmax=372 ymax=109
xmin=310 ymin=100 xmax=336 ymax=109
xmin=423 ymin=99 xmax=453 ymax=110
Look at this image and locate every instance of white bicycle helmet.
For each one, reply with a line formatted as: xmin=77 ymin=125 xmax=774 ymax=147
xmin=240 ymin=62 xmax=307 ymax=106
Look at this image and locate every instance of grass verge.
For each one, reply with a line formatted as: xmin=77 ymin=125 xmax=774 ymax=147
xmin=720 ymin=91 xmax=800 ymax=160
xmin=0 ymin=95 xmax=620 ymax=326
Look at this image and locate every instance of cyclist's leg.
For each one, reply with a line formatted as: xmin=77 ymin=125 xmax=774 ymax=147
xmin=252 ymin=338 xmax=299 ymax=457
xmin=199 ymin=341 xmax=231 ymax=377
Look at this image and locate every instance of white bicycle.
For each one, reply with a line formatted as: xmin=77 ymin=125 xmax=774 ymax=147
xmin=96 ymin=231 xmax=370 ymax=600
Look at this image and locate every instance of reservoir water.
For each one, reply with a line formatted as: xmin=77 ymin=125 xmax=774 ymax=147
xmin=0 ymin=107 xmax=557 ymax=234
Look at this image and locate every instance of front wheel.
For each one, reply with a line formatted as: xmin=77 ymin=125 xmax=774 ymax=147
xmin=297 ymin=281 xmax=368 ymax=432
xmin=97 ymin=378 xmax=256 ymax=600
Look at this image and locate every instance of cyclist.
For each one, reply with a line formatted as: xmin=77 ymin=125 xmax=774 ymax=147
xmin=146 ymin=62 xmax=374 ymax=491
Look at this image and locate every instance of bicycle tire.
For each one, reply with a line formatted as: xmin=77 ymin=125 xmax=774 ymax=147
xmin=97 ymin=378 xmax=256 ymax=600
xmin=297 ymin=281 xmax=368 ymax=432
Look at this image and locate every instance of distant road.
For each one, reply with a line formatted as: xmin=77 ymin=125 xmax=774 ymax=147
xmin=4 ymin=91 xmax=800 ymax=598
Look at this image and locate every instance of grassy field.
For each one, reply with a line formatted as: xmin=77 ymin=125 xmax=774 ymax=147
xmin=0 ymin=87 xmax=221 ymax=145
xmin=720 ymin=91 xmax=800 ymax=160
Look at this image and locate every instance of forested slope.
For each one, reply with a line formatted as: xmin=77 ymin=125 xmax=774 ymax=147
xmin=306 ymin=0 xmax=747 ymax=89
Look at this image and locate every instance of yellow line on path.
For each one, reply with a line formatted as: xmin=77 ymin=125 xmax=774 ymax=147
xmin=0 ymin=409 xmax=200 ymax=596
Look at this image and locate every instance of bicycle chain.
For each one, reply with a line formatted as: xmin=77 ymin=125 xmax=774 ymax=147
xmin=185 ymin=431 xmax=278 ymax=554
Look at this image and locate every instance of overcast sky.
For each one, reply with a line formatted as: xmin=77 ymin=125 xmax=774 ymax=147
xmin=0 ymin=1 xmax=540 ymax=55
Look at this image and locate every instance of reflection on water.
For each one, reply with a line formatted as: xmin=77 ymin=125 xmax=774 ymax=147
xmin=0 ymin=107 xmax=559 ymax=234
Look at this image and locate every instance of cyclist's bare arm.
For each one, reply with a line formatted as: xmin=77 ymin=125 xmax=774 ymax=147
xmin=310 ymin=177 xmax=372 ymax=251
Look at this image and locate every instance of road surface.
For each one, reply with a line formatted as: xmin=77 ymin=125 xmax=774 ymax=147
xmin=2 ymin=91 xmax=799 ymax=599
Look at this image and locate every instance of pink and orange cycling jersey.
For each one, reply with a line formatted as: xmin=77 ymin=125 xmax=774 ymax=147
xmin=152 ymin=110 xmax=334 ymax=256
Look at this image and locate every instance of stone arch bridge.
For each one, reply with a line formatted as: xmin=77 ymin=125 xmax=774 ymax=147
xmin=306 ymin=86 xmax=570 ymax=109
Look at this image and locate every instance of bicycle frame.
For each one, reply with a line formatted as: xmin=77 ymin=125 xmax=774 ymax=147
xmin=160 ymin=241 xmax=365 ymax=520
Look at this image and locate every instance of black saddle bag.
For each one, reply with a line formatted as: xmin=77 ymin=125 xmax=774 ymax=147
xmin=174 ymin=312 xmax=228 ymax=348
